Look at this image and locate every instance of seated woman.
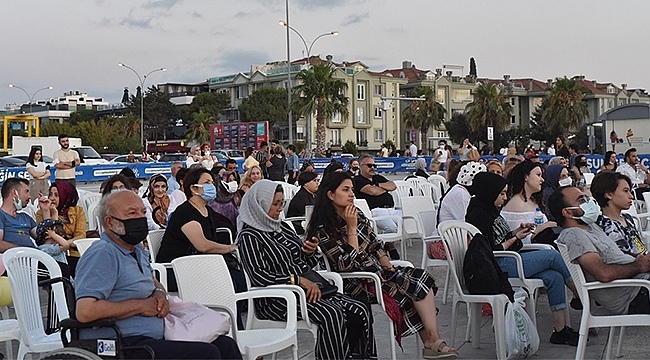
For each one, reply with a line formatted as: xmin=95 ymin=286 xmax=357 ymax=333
xmin=100 ymin=174 xmax=129 ymax=196
xmin=308 ymin=172 xmax=457 ymax=359
xmin=502 ymin=160 xmax=556 ymax=244
xmin=36 ymin=181 xmax=87 ymax=276
xmin=405 ymin=158 xmax=430 ymax=179
xmin=239 ymin=165 xmax=264 ymax=193
xmin=466 ymin=172 xmax=580 ymax=346
xmin=438 ymin=161 xmax=486 ymax=223
xmin=208 ymin=168 xmax=242 ymax=228
xmin=570 ymin=154 xmax=588 ymax=189
xmin=143 ymin=174 xmax=171 ymax=228
xmin=485 ymin=159 xmax=503 ymax=177
xmin=168 ymin=167 xmax=189 ymax=215
xmin=287 ymin=171 xmax=319 ymax=235
xmin=600 ymin=151 xmax=618 ymax=172
xmin=237 ymin=179 xmax=376 ymax=360
xmin=157 ymin=167 xmax=241 ymax=289
xmin=592 ymin=171 xmax=647 ymax=256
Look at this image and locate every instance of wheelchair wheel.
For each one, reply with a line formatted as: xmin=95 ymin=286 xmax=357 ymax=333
xmin=39 ymin=347 xmax=103 ymax=360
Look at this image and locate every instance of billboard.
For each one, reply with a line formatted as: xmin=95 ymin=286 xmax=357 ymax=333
xmin=210 ymin=122 xmax=268 ymax=151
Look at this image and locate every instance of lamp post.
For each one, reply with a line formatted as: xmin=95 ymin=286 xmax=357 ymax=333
xmin=118 ymin=63 xmax=167 ymax=150
xmin=8 ymin=84 xmax=53 ymax=114
xmin=279 ymin=16 xmax=338 ymax=147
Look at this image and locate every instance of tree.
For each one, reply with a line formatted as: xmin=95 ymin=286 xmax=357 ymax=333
xmin=465 ymin=83 xmax=512 ymax=147
xmin=126 ymin=86 xmax=177 ymax=142
xmin=445 ymin=113 xmax=480 ymax=145
xmin=292 ymin=63 xmax=349 ymax=157
xmin=238 ymin=87 xmax=288 ymax=127
xmin=185 ymin=110 xmax=215 ymax=144
xmin=181 ymin=92 xmax=231 ymax=123
xmin=401 ymin=86 xmax=445 ymax=154
xmin=542 ymin=76 xmax=589 ymax=135
xmin=68 ymin=109 xmax=97 ymax=125
xmin=342 ymin=140 xmax=359 ymax=156
xmin=469 ymin=57 xmax=477 ymax=77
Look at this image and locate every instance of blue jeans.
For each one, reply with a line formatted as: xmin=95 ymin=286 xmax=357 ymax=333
xmin=497 ymin=249 xmax=572 ymax=311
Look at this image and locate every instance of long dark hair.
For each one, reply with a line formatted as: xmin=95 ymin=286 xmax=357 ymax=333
xmin=604 ymin=150 xmax=618 ymax=170
xmin=506 ymin=159 xmax=545 ymax=210
xmin=27 ymin=147 xmax=42 ymax=166
xmin=306 ymin=172 xmax=352 ymax=242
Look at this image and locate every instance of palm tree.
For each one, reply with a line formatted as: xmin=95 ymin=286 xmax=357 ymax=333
xmin=185 ymin=110 xmax=215 ymax=144
xmin=292 ymin=63 xmax=349 ymax=157
xmin=402 ymin=86 xmax=446 ymax=153
xmin=542 ymin=76 xmax=589 ymax=135
xmin=465 ymin=82 xmax=512 ymax=148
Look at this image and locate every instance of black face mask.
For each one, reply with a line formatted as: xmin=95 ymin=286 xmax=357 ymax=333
xmin=350 ymin=166 xmax=359 ymax=172
xmin=111 ymin=217 xmax=149 ymax=245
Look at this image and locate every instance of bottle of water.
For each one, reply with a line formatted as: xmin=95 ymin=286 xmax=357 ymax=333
xmin=534 ymin=208 xmax=544 ymax=226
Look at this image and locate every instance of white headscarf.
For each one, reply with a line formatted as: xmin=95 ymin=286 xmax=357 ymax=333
xmin=456 ymin=161 xmax=487 ymax=186
xmin=237 ymin=179 xmax=282 ymax=233
xmin=414 ymin=158 xmax=427 ymax=171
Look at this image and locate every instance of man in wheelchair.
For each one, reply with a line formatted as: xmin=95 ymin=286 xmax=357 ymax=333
xmin=72 ymin=190 xmax=242 ymax=359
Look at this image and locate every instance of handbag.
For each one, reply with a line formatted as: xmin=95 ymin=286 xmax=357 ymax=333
xmin=505 ymin=298 xmax=539 ymax=358
xmin=164 ymin=295 xmax=231 ymax=342
xmin=300 ymin=270 xmax=338 ymax=299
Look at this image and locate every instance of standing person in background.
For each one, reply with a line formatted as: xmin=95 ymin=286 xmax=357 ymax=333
xmin=380 ymin=144 xmax=389 ymax=157
xmin=52 ymin=134 xmax=80 ymax=188
xmin=601 ymin=151 xmax=618 ymax=172
xmin=243 ymin=147 xmax=259 ymax=172
xmin=166 ymin=161 xmax=183 ymax=195
xmin=266 ymin=145 xmax=287 ymax=181
xmin=26 ymin=147 xmax=51 ymax=200
xmin=409 ymin=140 xmax=418 ymax=157
xmin=286 ymin=144 xmax=299 ymax=184
xmin=127 ymin=151 xmax=136 ymax=163
xmin=555 ymin=136 xmax=570 ymax=159
xmin=434 ymin=140 xmax=451 ymax=170
xmin=403 ymin=145 xmax=411 ymax=157
xmin=224 ymin=159 xmax=241 ymax=184
xmin=458 ymin=138 xmax=477 ymax=161
xmin=255 ymin=141 xmax=270 ymax=178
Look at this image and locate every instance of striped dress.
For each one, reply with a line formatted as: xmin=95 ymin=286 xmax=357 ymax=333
xmin=237 ymin=222 xmax=376 ymax=360
xmin=317 ymin=212 xmax=438 ymax=338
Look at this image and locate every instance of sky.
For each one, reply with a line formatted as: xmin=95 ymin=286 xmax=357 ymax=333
xmin=1 ymin=0 xmax=649 ymax=108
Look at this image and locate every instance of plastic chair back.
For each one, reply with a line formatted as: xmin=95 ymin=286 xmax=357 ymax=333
xmin=438 ymin=220 xmax=480 ymax=292
xmin=146 ymin=229 xmax=166 ymax=263
xmin=73 ymin=238 xmax=101 ymax=256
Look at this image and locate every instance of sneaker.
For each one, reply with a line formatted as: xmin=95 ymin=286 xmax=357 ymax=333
xmin=549 ymin=326 xmax=580 ymax=346
xmin=570 ymin=297 xmax=583 ymax=310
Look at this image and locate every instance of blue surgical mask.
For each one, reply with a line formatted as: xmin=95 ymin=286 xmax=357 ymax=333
xmin=567 ymin=198 xmax=600 ymax=225
xmin=194 ymin=183 xmax=217 ymax=202
xmin=13 ymin=192 xmax=23 ymax=211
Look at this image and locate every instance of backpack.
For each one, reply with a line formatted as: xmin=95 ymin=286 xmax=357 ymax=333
xmin=463 ymin=233 xmax=515 ymax=302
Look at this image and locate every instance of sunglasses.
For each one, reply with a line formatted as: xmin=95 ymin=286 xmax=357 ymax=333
xmin=364 ymin=163 xmax=377 ymax=169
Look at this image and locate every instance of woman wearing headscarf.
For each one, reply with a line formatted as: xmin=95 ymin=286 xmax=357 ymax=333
xmin=143 ymin=174 xmax=171 ymax=228
xmin=208 ymin=168 xmax=241 ymax=227
xmin=405 ymin=158 xmax=430 ymax=180
xmin=438 ymin=161 xmax=486 ymax=223
xmin=466 ymin=172 xmax=581 ymax=346
xmin=36 ymin=181 xmax=86 ymax=276
xmin=307 ymin=173 xmax=456 ymax=359
xmin=542 ymin=164 xmax=572 ymax=218
xmin=237 ymin=179 xmax=376 ymax=360
xmin=287 ymin=171 xmax=319 ymax=235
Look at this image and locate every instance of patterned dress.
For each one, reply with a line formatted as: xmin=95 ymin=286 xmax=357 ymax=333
xmin=237 ymin=222 xmax=376 ymax=360
xmin=317 ymin=212 xmax=438 ymax=338
xmin=596 ymin=214 xmax=647 ymax=257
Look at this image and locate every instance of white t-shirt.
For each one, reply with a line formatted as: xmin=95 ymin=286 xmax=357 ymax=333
xmin=500 ymin=210 xmax=547 ymax=244
xmin=409 ymin=144 xmax=418 ymax=157
xmin=26 ymin=162 xmax=47 ymax=178
xmin=438 ymin=184 xmax=471 ymax=223
xmin=436 ymin=147 xmax=449 ymax=163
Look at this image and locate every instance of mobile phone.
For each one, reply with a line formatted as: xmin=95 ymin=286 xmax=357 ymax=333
xmin=309 ymin=225 xmax=324 ymax=243
xmin=528 ymin=224 xmax=537 ymax=232
xmin=466 ymin=145 xmax=471 ymax=149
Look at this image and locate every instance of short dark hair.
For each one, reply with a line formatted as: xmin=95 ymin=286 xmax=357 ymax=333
xmin=590 ymin=171 xmax=632 ymax=207
xmin=183 ymin=167 xmax=213 ymax=199
xmin=175 ymin=167 xmax=189 ymax=184
xmin=225 ymin=159 xmax=237 ymax=166
xmin=58 ymin=133 xmax=69 ymax=141
xmin=101 ymin=174 xmax=129 ymax=196
xmin=271 ymin=139 xmax=279 ymax=145
xmin=260 ymin=141 xmax=268 ymax=148
xmin=624 ymin=148 xmax=637 ymax=162
xmin=1 ymin=178 xmax=28 ymax=200
xmin=569 ymin=144 xmax=579 ymax=152
xmin=548 ymin=186 xmax=573 ymax=227
xmin=287 ymin=144 xmax=296 ymax=152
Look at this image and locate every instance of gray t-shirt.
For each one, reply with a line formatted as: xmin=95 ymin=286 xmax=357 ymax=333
xmin=557 ymin=224 xmax=649 ymax=315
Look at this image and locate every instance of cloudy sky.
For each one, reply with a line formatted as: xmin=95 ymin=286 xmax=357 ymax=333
xmin=1 ymin=0 xmax=649 ymax=107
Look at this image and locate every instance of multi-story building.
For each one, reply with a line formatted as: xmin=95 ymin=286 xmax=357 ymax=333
xmin=4 ymin=90 xmax=110 ymax=124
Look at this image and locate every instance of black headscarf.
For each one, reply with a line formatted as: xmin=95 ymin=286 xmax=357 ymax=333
xmin=466 ymin=172 xmax=508 ymax=239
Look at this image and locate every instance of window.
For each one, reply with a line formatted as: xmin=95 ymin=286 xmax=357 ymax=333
xmin=451 ymin=89 xmax=472 ymax=102
xmin=331 ymin=112 xmax=342 ymax=123
xmin=374 ymin=107 xmax=382 ymax=118
xmin=437 ymin=131 xmax=446 ymax=138
xmin=619 ymin=99 xmax=627 ymax=106
xmin=436 ymin=89 xmax=445 ymax=104
xmin=296 ymin=126 xmax=304 ymax=141
xmin=510 ymin=115 xmax=516 ymax=124
xmin=330 ymin=129 xmax=341 ymax=146
xmin=374 ymin=129 xmax=383 ymax=141
xmin=510 ymin=97 xmax=516 ymax=105
xmin=374 ymin=84 xmax=383 ymax=95
xmin=357 ymin=84 xmax=365 ymax=100
xmin=357 ymin=107 xmax=365 ymax=124
xmin=356 ymin=129 xmax=367 ymax=146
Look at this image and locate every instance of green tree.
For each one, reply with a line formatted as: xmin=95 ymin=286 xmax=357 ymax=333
xmin=185 ymin=110 xmax=215 ymax=144
xmin=127 ymin=86 xmax=177 ymax=142
xmin=238 ymin=87 xmax=288 ymax=127
xmin=342 ymin=140 xmax=359 ymax=156
xmin=401 ymin=86 xmax=445 ymax=154
xmin=68 ymin=109 xmax=97 ymax=125
xmin=292 ymin=63 xmax=349 ymax=157
xmin=542 ymin=76 xmax=589 ymax=135
xmin=469 ymin=57 xmax=477 ymax=77
xmin=445 ymin=113 xmax=480 ymax=145
xmin=465 ymin=83 xmax=512 ymax=146
xmin=181 ymin=92 xmax=231 ymax=123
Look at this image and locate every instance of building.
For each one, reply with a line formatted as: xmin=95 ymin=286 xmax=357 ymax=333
xmin=4 ymin=90 xmax=110 ymax=124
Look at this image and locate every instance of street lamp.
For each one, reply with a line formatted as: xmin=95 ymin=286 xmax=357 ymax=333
xmin=118 ymin=62 xmax=167 ymax=150
xmin=8 ymin=84 xmax=54 ymax=114
xmin=279 ymin=16 xmax=338 ymax=146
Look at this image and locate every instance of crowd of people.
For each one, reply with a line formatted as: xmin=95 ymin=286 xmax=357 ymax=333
xmin=1 ymin=132 xmax=649 ymax=359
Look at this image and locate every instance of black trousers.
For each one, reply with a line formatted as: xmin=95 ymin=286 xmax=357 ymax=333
xmin=122 ymin=335 xmax=242 ymax=359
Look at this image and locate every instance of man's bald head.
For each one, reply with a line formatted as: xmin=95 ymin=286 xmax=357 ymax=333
xmin=99 ymin=189 xmax=143 ymax=225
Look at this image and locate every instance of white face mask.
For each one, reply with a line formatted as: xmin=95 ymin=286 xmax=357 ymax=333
xmin=223 ymin=180 xmax=238 ymax=194
xmin=558 ymin=177 xmax=573 ymax=187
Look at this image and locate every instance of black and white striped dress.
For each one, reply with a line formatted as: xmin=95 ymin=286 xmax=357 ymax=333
xmin=237 ymin=222 xmax=376 ymax=360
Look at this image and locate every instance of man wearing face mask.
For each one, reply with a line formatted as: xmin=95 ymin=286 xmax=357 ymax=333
xmin=550 ymin=186 xmax=650 ymax=315
xmin=75 ymin=189 xmax=242 ymax=359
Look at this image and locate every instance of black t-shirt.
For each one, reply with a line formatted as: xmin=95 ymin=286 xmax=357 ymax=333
xmin=353 ymin=174 xmax=394 ymax=209
xmin=287 ymin=188 xmax=315 ymax=234
xmin=267 ymin=156 xmax=286 ymax=181
xmin=157 ymin=201 xmax=216 ymax=263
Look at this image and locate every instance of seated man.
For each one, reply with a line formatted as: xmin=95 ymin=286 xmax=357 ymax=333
xmin=353 ymin=154 xmax=401 ymax=259
xmin=549 ymin=185 xmax=650 ymax=315
xmin=0 ymin=178 xmax=46 ymax=252
xmin=75 ymin=190 xmax=242 ymax=359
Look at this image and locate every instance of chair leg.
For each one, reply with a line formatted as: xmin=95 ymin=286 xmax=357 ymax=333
xmin=470 ymin=303 xmax=482 ymax=348
xmin=524 ymin=295 xmax=537 ymax=327
xmin=575 ymin=325 xmax=590 ymax=360
xmin=450 ymin=299 xmax=459 ymax=347
xmin=441 ymin=266 xmax=450 ymax=305
xmin=389 ymin=321 xmax=397 ymax=360
xmin=615 ymin=326 xmax=625 ymax=358
xmin=493 ymin=300 xmax=507 ymax=360
xmin=465 ymin=303 xmax=471 ymax=342
xmin=604 ymin=326 xmax=616 ymax=360
xmin=292 ymin=345 xmax=298 ymax=360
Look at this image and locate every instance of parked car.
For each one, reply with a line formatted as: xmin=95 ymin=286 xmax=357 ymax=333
xmin=209 ymin=150 xmax=232 ymax=163
xmin=73 ymin=146 xmax=109 ymax=165
xmin=5 ymin=155 xmax=55 ymax=167
xmin=0 ymin=157 xmax=31 ymax=168
xmin=109 ymin=154 xmax=154 ymax=163
xmin=101 ymin=153 xmax=120 ymax=162
xmin=158 ymin=153 xmax=188 ymax=163
xmin=212 ymin=149 xmax=244 ymax=161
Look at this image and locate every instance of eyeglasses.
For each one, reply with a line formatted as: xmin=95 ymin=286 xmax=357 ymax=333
xmin=364 ymin=163 xmax=377 ymax=169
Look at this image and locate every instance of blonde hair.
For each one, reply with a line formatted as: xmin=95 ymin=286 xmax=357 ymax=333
xmin=240 ymin=165 xmax=264 ymax=189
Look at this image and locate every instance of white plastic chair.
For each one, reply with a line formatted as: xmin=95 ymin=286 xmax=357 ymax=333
xmin=171 ymin=255 xmax=299 ymax=360
xmin=146 ymin=229 xmax=167 ymax=263
xmin=73 ymin=238 xmax=101 ymax=256
xmin=85 ymin=201 xmax=101 ymax=232
xmin=438 ymin=220 xmax=530 ymax=360
xmin=354 ymin=199 xmax=404 ymax=258
xmin=3 ymin=247 xmax=69 ymax=359
xmin=391 ymin=180 xmax=414 ymax=209
xmin=427 ymin=174 xmax=449 ymax=194
xmin=405 ymin=177 xmax=427 ymax=192
xmin=413 ymin=209 xmax=450 ymax=305
xmin=582 ymin=172 xmax=595 ymax=188
xmin=418 ymin=182 xmax=442 ymax=209
xmin=556 ymin=242 xmax=650 ymax=360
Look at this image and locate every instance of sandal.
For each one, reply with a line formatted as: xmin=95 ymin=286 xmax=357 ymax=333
xmin=422 ymin=339 xmax=457 ymax=359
